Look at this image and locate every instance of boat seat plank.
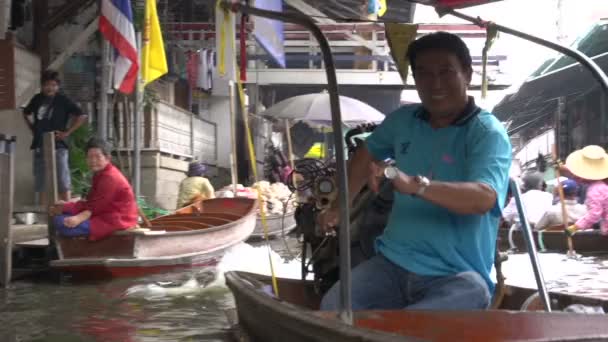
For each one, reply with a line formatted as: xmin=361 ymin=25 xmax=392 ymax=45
xmin=152 ymin=215 xmax=234 ymax=224
xmin=152 ymin=212 xmax=242 ymax=221
xmin=15 ymin=238 xmax=49 ymax=248
xmin=150 ymin=219 xmax=213 ymax=227
xmin=113 ymin=228 xmax=167 ymax=236
xmin=113 ymin=228 xmax=150 ymax=236
xmin=150 ymin=225 xmax=194 ymax=231
xmin=150 ymin=221 xmax=212 ymax=229
xmin=151 ymin=220 xmax=227 ymax=229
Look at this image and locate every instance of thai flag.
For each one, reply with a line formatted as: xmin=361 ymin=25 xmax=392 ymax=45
xmin=99 ymin=0 xmax=139 ymax=94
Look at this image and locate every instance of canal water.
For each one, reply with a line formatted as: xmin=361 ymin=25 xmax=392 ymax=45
xmin=0 ymin=237 xmax=303 ymax=342
xmin=500 ymin=252 xmax=608 ymax=300
xmin=2 ymin=237 xmax=607 ymax=342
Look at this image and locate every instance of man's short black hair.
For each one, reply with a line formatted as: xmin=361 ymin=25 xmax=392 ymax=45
xmin=41 ymin=70 xmax=61 ymax=85
xmin=86 ymin=137 xmax=111 ymax=156
xmin=407 ymin=32 xmax=473 ymax=72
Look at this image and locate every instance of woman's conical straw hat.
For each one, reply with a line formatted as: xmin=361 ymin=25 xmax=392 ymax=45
xmin=565 ymin=145 xmax=608 ymax=181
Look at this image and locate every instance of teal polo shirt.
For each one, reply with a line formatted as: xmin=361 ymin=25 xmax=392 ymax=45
xmin=365 ymin=98 xmax=512 ymax=292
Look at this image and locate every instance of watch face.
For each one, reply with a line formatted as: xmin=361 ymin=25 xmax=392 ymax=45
xmin=384 ymin=167 xmax=398 ymax=179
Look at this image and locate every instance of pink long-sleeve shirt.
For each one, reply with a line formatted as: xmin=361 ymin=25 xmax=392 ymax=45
xmin=62 ymin=163 xmax=138 ymax=240
xmin=576 ymin=181 xmax=608 ymax=233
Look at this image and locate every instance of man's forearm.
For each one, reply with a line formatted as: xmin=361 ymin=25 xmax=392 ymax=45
xmin=420 ymin=181 xmax=496 ymax=215
xmin=66 ymin=115 xmax=88 ymax=134
xmin=23 ymin=114 xmax=34 ymax=133
xmin=393 ymin=173 xmax=496 ymax=215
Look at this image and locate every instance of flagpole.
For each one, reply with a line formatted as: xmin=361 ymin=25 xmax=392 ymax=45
xmin=133 ymin=0 xmax=150 ymax=200
xmin=133 ymin=31 xmax=142 ymax=200
xmin=99 ymin=39 xmax=110 ymax=140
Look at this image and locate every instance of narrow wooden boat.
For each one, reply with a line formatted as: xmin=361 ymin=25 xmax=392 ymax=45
xmin=50 ymin=198 xmax=257 ymax=278
xmin=226 ymin=271 xmax=608 ymax=342
xmin=248 ymin=211 xmax=297 ymax=241
xmin=497 ymin=226 xmax=608 ymax=254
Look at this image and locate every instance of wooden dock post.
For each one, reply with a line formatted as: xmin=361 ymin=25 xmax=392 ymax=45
xmin=42 ymin=132 xmax=58 ymax=254
xmin=0 ymin=135 xmax=16 ymax=287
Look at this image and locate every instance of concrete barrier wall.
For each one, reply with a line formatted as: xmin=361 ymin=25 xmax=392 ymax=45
xmin=0 ymin=110 xmax=35 ymax=209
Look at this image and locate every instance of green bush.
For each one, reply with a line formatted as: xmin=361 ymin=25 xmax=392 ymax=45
xmin=137 ymin=197 xmax=170 ymax=219
xmin=69 ymin=123 xmax=94 ymax=197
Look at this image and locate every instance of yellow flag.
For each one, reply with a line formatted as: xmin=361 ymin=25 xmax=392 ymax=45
xmin=142 ymin=0 xmax=168 ymax=85
xmin=385 ymin=23 xmax=418 ymax=84
xmin=378 ymin=0 xmax=387 ymax=17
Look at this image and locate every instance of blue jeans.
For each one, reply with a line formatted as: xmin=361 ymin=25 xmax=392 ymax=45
xmin=33 ymin=148 xmax=71 ymax=193
xmin=53 ymin=214 xmax=90 ymax=237
xmin=320 ymin=253 xmax=491 ymax=311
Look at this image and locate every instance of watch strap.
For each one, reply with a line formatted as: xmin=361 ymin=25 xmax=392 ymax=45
xmin=414 ymin=176 xmax=430 ymax=196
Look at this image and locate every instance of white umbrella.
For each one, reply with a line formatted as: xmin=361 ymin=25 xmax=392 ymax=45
xmin=261 ymin=93 xmax=385 ymax=127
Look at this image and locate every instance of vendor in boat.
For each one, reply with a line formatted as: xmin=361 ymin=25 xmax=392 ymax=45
xmin=319 ymin=32 xmax=511 ymax=311
xmin=563 ymin=145 xmax=608 ymax=236
xmin=49 ymin=138 xmax=138 ymax=240
xmin=176 ymin=161 xmax=215 ymax=209
xmin=535 ymin=179 xmax=587 ymax=231
xmin=264 ymin=142 xmax=293 ymax=185
xmin=502 ymin=172 xmax=553 ymax=226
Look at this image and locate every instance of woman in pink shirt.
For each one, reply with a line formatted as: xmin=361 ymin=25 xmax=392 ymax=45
xmin=564 ymin=145 xmax=608 ymax=236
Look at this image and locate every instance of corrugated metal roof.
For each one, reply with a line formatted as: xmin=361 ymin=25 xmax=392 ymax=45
xmin=493 ymin=21 xmax=608 ymax=130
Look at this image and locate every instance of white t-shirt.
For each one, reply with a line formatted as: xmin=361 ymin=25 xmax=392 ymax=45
xmin=503 ymin=189 xmax=554 ymax=225
xmin=535 ymin=199 xmax=587 ymax=230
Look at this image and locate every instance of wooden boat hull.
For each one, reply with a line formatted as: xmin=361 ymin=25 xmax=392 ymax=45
xmin=226 ymin=271 xmax=608 ymax=342
xmin=50 ymin=198 xmax=257 ymax=277
xmin=498 ymin=227 xmax=608 ymax=254
xmin=500 ymin=282 xmax=608 ymax=312
xmin=248 ymin=212 xmax=297 ymax=241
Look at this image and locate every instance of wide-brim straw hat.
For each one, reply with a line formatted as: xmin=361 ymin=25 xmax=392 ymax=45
xmin=565 ymin=145 xmax=608 ymax=181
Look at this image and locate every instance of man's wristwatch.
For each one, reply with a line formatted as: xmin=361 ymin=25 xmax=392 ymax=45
xmin=383 ymin=166 xmax=399 ymax=180
xmin=413 ymin=175 xmax=430 ymax=196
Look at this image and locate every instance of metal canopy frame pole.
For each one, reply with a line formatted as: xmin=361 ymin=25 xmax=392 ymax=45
xmin=509 ymin=179 xmax=552 ymax=312
xmin=224 ymin=2 xmax=353 ymax=324
xmin=437 ymin=7 xmax=608 ymax=94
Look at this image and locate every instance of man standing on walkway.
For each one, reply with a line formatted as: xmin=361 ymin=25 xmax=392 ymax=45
xmin=23 ymin=70 xmax=88 ymax=205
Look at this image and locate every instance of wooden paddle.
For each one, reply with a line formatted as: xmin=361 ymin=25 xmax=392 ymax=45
xmin=138 ymin=207 xmax=152 ymax=228
xmin=551 ymin=145 xmax=576 ymax=257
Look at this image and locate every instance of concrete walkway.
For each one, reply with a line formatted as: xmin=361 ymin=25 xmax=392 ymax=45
xmin=11 ymin=224 xmax=48 ymax=246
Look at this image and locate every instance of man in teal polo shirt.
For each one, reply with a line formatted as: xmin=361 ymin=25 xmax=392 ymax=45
xmin=320 ymin=32 xmax=511 ymax=310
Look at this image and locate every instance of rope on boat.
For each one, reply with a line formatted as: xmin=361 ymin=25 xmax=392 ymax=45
xmin=218 ymin=1 xmax=280 ymax=296
xmin=236 ymin=72 xmax=280 ymax=297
